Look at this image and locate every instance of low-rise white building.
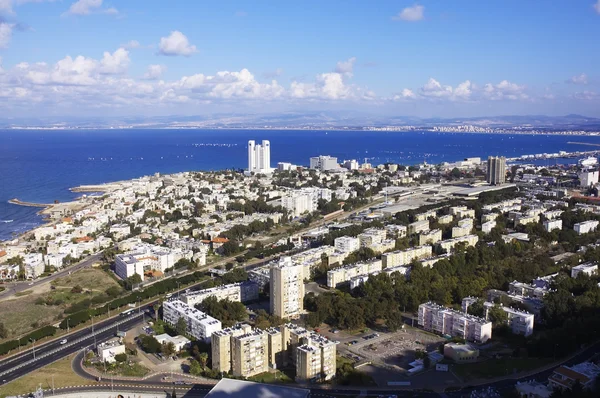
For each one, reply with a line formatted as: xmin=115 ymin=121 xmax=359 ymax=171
xmin=419 ymin=229 xmax=442 ymax=245
xmin=436 ymin=235 xmax=479 ymax=252
xmin=155 ymin=333 xmax=191 ymax=352
xmin=574 ymin=220 xmax=599 ymax=235
xmin=163 ymin=300 xmax=222 ymax=342
xmin=382 ymin=245 xmax=432 ymax=268
xmin=571 ymin=262 xmax=598 ymax=278
xmin=97 ymin=340 xmax=126 ymax=363
xmin=181 ymin=281 xmax=259 ymax=306
xmin=543 ymin=219 xmax=562 ymax=232
xmin=327 ymin=259 xmax=382 ymax=288
xmin=334 ymin=236 xmax=360 ymax=253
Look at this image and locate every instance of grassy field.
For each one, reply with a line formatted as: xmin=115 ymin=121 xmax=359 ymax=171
xmin=248 ymin=370 xmax=294 ymax=384
xmin=0 ymin=354 xmax=96 ymax=398
xmin=14 ymin=290 xmax=32 ymax=297
xmin=0 ymin=294 xmax=63 ymax=340
xmin=51 ymin=268 xmax=121 ymax=291
xmin=452 ymin=357 xmax=552 ymax=381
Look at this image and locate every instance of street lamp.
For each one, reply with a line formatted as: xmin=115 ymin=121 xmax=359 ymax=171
xmin=30 ymin=338 xmax=36 ymax=360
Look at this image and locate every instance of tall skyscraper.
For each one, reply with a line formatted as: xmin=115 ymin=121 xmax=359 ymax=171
xmin=270 ymin=257 xmax=304 ymax=319
xmin=487 ymin=156 xmax=506 ymax=185
xmin=247 ymin=139 xmax=271 ymax=173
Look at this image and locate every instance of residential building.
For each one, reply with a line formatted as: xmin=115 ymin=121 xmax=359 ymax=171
xmin=571 ymin=262 xmax=598 ymax=278
xmin=342 ymin=159 xmax=359 ymax=170
xmin=408 ymin=220 xmax=430 ymax=235
xmin=270 ymin=257 xmax=305 ymax=319
xmin=419 ymin=229 xmax=442 ymax=245
xmin=334 ymin=236 xmax=360 ymax=253
xmin=349 ymin=264 xmax=410 ymax=289
xmin=382 ymin=246 xmax=432 ymax=268
xmin=97 ymin=340 xmax=126 ymax=364
xmin=211 ymin=324 xmax=253 ymax=374
xmin=436 ymin=235 xmax=479 ymax=252
xmin=578 ymin=170 xmax=599 ymax=187
xmin=232 ymin=329 xmax=269 ymax=377
xmin=357 ymin=228 xmax=386 ymax=247
xmin=438 ymin=214 xmax=454 ymax=224
xmin=162 ymin=300 xmax=221 ymax=342
xmin=574 ymin=220 xmax=599 ymax=235
xmin=481 ymin=220 xmax=496 ymax=234
xmin=295 ymin=334 xmax=337 ymax=382
xmin=327 ymin=259 xmax=383 ymax=288
xmin=443 ymin=343 xmax=479 ymax=363
xmin=181 ymin=281 xmax=259 ymax=307
xmin=548 ymin=362 xmax=600 ymax=390
xmin=266 ymin=327 xmax=284 ymax=369
xmin=543 ymin=219 xmax=562 ymax=232
xmin=154 ymin=334 xmax=190 ymax=352
xmin=247 ymin=140 xmax=271 ymax=173
xmin=309 ymin=155 xmax=338 ymax=171
xmin=488 ymin=306 xmax=534 ymax=337
xmin=487 ymin=156 xmax=506 ymax=185
xmin=418 ymin=302 xmax=492 ymax=343
xmin=114 ymin=243 xmax=187 ymax=281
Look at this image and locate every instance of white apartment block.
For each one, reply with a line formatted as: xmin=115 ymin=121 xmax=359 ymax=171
xmin=574 ymin=220 xmax=599 ymax=235
xmin=515 ymin=214 xmax=539 ymax=226
xmin=349 ymin=264 xmax=410 ymax=290
xmin=543 ymin=210 xmax=564 ymax=220
xmin=270 ymin=257 xmax=305 ymax=319
xmin=45 ymin=253 xmax=67 ymax=269
xmin=382 ymin=245 xmax=433 ymax=268
xmin=281 ymin=188 xmax=332 ymax=218
xmin=109 ymin=223 xmax=131 ymax=240
xmin=309 ymin=155 xmax=338 ymax=171
xmin=408 ymin=220 xmax=430 ymax=235
xmin=163 ymin=300 xmax=221 ymax=342
xmin=369 ymin=239 xmax=396 ymax=254
xmin=97 ymin=341 xmax=126 ymax=364
xmin=357 ymin=228 xmax=387 ymax=247
xmin=415 ymin=210 xmax=437 ymax=221
xmin=211 ymin=324 xmax=253 ymax=374
xmin=419 ymin=229 xmax=442 ymax=246
xmin=578 ymin=170 xmax=599 ymax=187
xmin=418 ymin=302 xmax=492 ymax=343
xmin=481 ymin=221 xmax=496 ymax=234
xmin=450 ymin=206 xmax=475 ymax=219
xmin=334 ymin=236 xmax=360 ymax=253
xmin=114 ymin=244 xmax=187 ymax=281
xmin=386 ymin=224 xmax=408 ymax=238
xmin=502 ymin=307 xmax=535 ymax=337
xmin=437 ymin=235 xmax=479 ymax=253
xmin=543 ymin=219 xmax=563 ymax=232
xmin=181 ymin=281 xmax=259 ymax=307
xmin=327 ymin=259 xmax=383 ymax=288
xmin=438 ymin=214 xmax=454 ymax=225
xmin=481 ymin=213 xmax=499 ymax=223
xmin=571 ymin=262 xmax=598 ymax=278
xmin=452 ymin=225 xmax=471 ymax=238
xmin=420 ymin=254 xmax=450 ymax=268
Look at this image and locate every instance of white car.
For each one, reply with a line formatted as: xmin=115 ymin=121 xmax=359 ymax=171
xmin=60 ymin=339 xmax=67 ymax=345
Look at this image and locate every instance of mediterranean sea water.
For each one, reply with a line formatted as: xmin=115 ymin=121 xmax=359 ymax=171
xmin=2 ymin=129 xmax=600 ymax=241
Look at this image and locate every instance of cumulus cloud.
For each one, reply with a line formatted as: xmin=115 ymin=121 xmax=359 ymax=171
xmin=572 ymin=91 xmax=598 ymax=100
xmin=158 ymin=31 xmax=197 ymax=56
xmin=421 ymin=78 xmax=453 ymax=98
xmin=291 ymin=72 xmax=353 ymax=100
xmin=566 ymin=73 xmax=588 ymax=85
xmin=482 ymin=80 xmax=527 ymax=101
xmin=392 ymin=88 xmax=417 ymax=101
xmin=0 ymin=0 xmax=14 ymax=15
xmin=99 ymin=48 xmax=129 ymax=74
xmin=392 ymin=4 xmax=424 ymax=22
xmin=334 ymin=57 xmax=356 ymax=77
xmin=397 ymin=78 xmax=528 ymax=102
xmin=143 ymin=64 xmax=166 ymax=80
xmin=65 ymin=0 xmax=117 ymax=16
xmin=0 ymin=21 xmax=14 ymax=48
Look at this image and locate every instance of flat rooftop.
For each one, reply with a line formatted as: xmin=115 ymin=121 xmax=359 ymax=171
xmin=205 ymin=378 xmax=309 ymax=398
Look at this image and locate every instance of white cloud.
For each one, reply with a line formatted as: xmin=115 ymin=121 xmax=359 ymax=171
xmin=572 ymin=91 xmax=598 ymax=100
xmin=392 ymin=4 xmax=424 ymax=22
xmin=143 ymin=64 xmax=166 ymax=80
xmin=99 ymin=48 xmax=129 ymax=74
xmin=66 ymin=0 xmax=117 ymax=16
xmin=482 ymin=80 xmax=527 ymax=100
xmin=158 ymin=31 xmax=197 ymax=56
xmin=0 ymin=21 xmax=14 ymax=48
xmin=291 ymin=72 xmax=352 ymax=100
xmin=594 ymin=0 xmax=600 ymax=14
xmin=566 ymin=73 xmax=588 ymax=85
xmin=392 ymin=88 xmax=417 ymax=101
xmin=421 ymin=78 xmax=453 ymax=98
xmin=335 ymin=57 xmax=356 ymax=77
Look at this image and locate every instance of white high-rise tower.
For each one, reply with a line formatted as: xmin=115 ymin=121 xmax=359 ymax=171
xmin=247 ymin=139 xmax=272 ymax=174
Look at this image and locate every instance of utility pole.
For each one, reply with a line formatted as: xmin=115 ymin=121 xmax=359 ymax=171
xmin=52 ymin=375 xmax=55 ymax=395
xmin=31 ymin=338 xmax=36 ymax=360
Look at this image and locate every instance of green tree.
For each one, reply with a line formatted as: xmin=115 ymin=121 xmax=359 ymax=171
xmin=176 ymin=317 xmax=187 ymax=336
xmin=139 ymin=335 xmax=161 ymax=353
xmin=198 ymin=352 xmax=209 ymax=369
xmin=488 ymin=305 xmax=508 ymax=326
xmin=114 ymin=353 xmax=127 ymax=363
xmin=0 ymin=322 xmax=7 ymax=339
xmin=161 ymin=342 xmax=176 ymax=356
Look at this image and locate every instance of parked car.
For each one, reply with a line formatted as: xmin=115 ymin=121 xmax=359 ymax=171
xmin=60 ymin=339 xmax=67 ymax=345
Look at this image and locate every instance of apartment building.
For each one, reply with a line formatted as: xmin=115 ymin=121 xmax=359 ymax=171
xmin=270 ymin=257 xmax=305 ymax=319
xmin=309 ymin=155 xmax=338 ymax=171
xmin=543 ymin=219 xmax=563 ymax=232
xmin=181 ymin=281 xmax=259 ymax=307
xmin=438 ymin=214 xmax=454 ymax=225
xmin=382 ymin=245 xmax=432 ymax=268
xmin=481 ymin=213 xmax=498 ymax=223
xmin=502 ymin=307 xmax=535 ymax=337
xmin=515 ymin=214 xmax=539 ymax=227
xmin=574 ymin=220 xmax=599 ymax=235
xmin=162 ymin=300 xmax=221 ymax=342
xmin=266 ymin=328 xmax=284 ymax=369
xmin=211 ymin=324 xmax=253 ymax=374
xmin=414 ymin=210 xmax=437 ymax=221
xmin=571 ymin=262 xmax=598 ymax=278
xmin=408 ymin=220 xmax=430 ymax=235
xmin=419 ymin=229 xmax=442 ymax=245
xmin=296 ymin=335 xmax=337 ymax=382
xmin=334 ymin=236 xmax=360 ymax=253
xmin=487 ymin=156 xmax=506 ymax=185
xmin=548 ymin=362 xmax=600 ymax=390
xmin=436 ymin=235 xmax=479 ymax=253
xmin=115 ymin=243 xmax=188 ymax=281
xmin=481 ymin=221 xmax=496 ymax=234
xmin=327 ymin=259 xmax=383 ymax=288
xmin=232 ymin=329 xmax=269 ymax=378
xmin=508 ymin=280 xmax=550 ymax=299
xmin=418 ymin=302 xmax=492 ymax=343
xmin=357 ymin=228 xmax=386 ymax=247
xmin=450 ymin=206 xmax=476 ymax=219
xmin=349 ymin=264 xmax=410 ymax=289
xmin=420 ymin=254 xmax=450 ymax=268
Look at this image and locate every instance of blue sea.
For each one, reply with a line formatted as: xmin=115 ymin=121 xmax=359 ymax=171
xmin=2 ymin=129 xmax=600 ymax=241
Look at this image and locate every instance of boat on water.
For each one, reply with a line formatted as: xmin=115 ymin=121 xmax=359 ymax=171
xmin=579 ymin=156 xmax=598 ymax=167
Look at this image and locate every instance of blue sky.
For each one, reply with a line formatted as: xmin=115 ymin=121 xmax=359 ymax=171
xmin=0 ymin=0 xmax=599 ymax=118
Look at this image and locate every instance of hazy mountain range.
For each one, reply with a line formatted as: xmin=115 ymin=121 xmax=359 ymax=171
xmin=1 ymin=113 xmax=600 ymax=131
